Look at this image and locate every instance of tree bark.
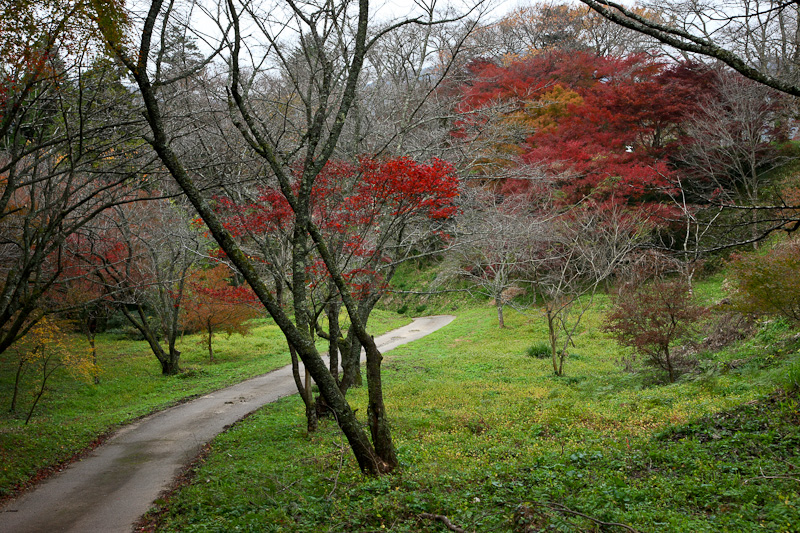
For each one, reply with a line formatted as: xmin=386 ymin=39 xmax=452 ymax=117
xmin=122 ymin=305 xmax=181 ymax=375
xmin=327 ymin=296 xmax=341 ymax=384
xmin=340 ymin=330 xmax=362 ymax=394
xmin=547 ymin=309 xmax=564 ymax=376
xmin=206 ymin=319 xmax=214 ymax=362
xmin=364 ymin=338 xmax=397 ymax=467
xmin=497 ymin=299 xmax=505 ymax=328
xmin=289 ymin=342 xmax=317 ymax=433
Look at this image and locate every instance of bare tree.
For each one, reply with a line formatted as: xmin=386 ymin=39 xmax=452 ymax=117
xmin=578 ymin=0 xmax=800 ymax=96
xmin=679 ymin=69 xmax=792 ymax=247
xmin=452 ymin=189 xmax=540 ymax=328
xmin=79 ymin=196 xmax=205 ymax=375
xmin=534 ymin=200 xmax=648 ymax=375
xmin=465 ymin=2 xmax=658 ymax=60
xmin=0 ymin=44 xmax=148 ymax=356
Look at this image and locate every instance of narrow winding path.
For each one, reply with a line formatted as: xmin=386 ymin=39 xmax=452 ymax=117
xmin=0 ymin=315 xmax=455 ymax=533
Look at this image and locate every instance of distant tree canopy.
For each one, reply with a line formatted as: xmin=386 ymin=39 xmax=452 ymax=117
xmin=577 ymin=0 xmax=800 ymax=97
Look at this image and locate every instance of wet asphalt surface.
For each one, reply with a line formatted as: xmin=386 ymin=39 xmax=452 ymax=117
xmin=0 ymin=315 xmax=455 ymax=533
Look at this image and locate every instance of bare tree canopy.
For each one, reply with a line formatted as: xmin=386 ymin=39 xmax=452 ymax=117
xmin=578 ymin=0 xmax=800 ymax=96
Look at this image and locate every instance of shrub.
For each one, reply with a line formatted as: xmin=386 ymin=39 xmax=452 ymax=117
xmin=727 ymin=239 xmax=800 ymax=323
xmin=783 ymin=362 xmax=800 ymax=394
xmin=604 ymin=276 xmax=707 ymax=383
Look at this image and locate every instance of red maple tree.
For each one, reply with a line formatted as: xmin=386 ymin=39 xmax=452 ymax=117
xmin=454 ymin=51 xmax=715 ymax=214
xmin=181 ymin=265 xmax=260 ymax=362
xmin=210 ymin=156 xmax=459 ymax=396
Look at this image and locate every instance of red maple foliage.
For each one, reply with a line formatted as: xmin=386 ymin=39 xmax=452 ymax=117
xmin=212 ymin=156 xmax=459 ymax=300
xmin=454 ymin=51 xmax=715 ymax=214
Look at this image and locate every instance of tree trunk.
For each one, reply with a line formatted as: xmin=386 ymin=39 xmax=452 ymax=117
xmin=664 ymin=347 xmax=675 ymax=383
xmin=160 ymin=353 xmax=181 ymax=375
xmin=340 ymin=330 xmax=362 ymax=395
xmin=289 ymin=342 xmax=317 ymax=433
xmin=328 ymin=297 xmax=341 ymax=384
xmin=122 ymin=305 xmax=181 ymax=375
xmin=497 ymin=300 xmax=505 ymax=328
xmin=25 ymin=354 xmax=59 ymax=425
xmin=88 ymin=334 xmax=99 ymax=384
xmin=10 ymin=358 xmax=26 ymax=413
xmin=206 ymin=319 xmax=214 ymax=362
xmin=364 ymin=338 xmax=398 ymax=469
xmin=85 ymin=315 xmax=99 ymax=384
xmin=547 ymin=310 xmax=562 ymax=376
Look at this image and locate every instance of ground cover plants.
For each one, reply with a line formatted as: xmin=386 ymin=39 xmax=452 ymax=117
xmin=145 ymin=277 xmax=800 ymax=532
xmin=0 ymin=311 xmax=411 ymax=500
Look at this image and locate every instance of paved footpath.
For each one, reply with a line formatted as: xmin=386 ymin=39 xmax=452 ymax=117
xmin=0 ymin=315 xmax=455 ymax=533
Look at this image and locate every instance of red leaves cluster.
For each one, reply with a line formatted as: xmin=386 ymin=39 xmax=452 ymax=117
xmin=181 ymin=265 xmax=260 ymax=359
xmin=349 ymin=157 xmax=459 ymax=222
xmin=456 ymin=50 xmax=715 ymax=212
xmin=211 ymin=156 xmax=459 ymax=299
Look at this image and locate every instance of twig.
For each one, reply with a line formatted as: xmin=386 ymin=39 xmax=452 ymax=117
xmin=744 ymin=475 xmax=800 ymax=484
xmin=326 ymin=441 xmax=347 ymax=500
xmin=276 ymin=479 xmax=301 ymax=494
xmin=744 ymin=466 xmax=800 ymax=484
xmin=542 ymin=502 xmax=642 ymax=533
xmin=420 ymin=512 xmax=468 ymax=533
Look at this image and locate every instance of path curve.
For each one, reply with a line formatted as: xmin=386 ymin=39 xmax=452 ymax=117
xmin=0 ymin=315 xmax=455 ymax=533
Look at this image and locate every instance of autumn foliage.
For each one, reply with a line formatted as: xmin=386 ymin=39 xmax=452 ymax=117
xmin=181 ymin=265 xmax=260 ymax=362
xmin=213 ymin=156 xmax=459 ymax=300
xmin=455 ymin=51 xmax=715 ymax=210
xmin=604 ymin=276 xmax=707 ymax=383
xmin=6 ymin=317 xmax=94 ymax=423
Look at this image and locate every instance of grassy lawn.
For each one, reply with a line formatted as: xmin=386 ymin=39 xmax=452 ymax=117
xmin=146 ymin=282 xmax=800 ymax=532
xmin=0 ymin=310 xmax=411 ymax=499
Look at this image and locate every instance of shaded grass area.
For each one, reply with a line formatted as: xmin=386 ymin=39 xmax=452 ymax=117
xmin=152 ymin=297 xmax=800 ymax=532
xmin=0 ymin=310 xmax=411 ymax=499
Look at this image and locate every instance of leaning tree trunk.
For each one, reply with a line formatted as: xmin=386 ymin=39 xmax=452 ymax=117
xmin=289 ymin=342 xmax=317 ymax=433
xmin=122 ymin=305 xmax=181 ymax=375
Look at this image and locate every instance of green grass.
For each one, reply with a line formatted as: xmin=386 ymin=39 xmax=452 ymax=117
xmin=0 ymin=310 xmax=411 ymax=499
xmin=147 ymin=280 xmax=800 ymax=532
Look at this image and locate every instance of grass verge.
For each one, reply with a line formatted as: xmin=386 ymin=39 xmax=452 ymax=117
xmin=149 ymin=297 xmax=800 ymax=532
